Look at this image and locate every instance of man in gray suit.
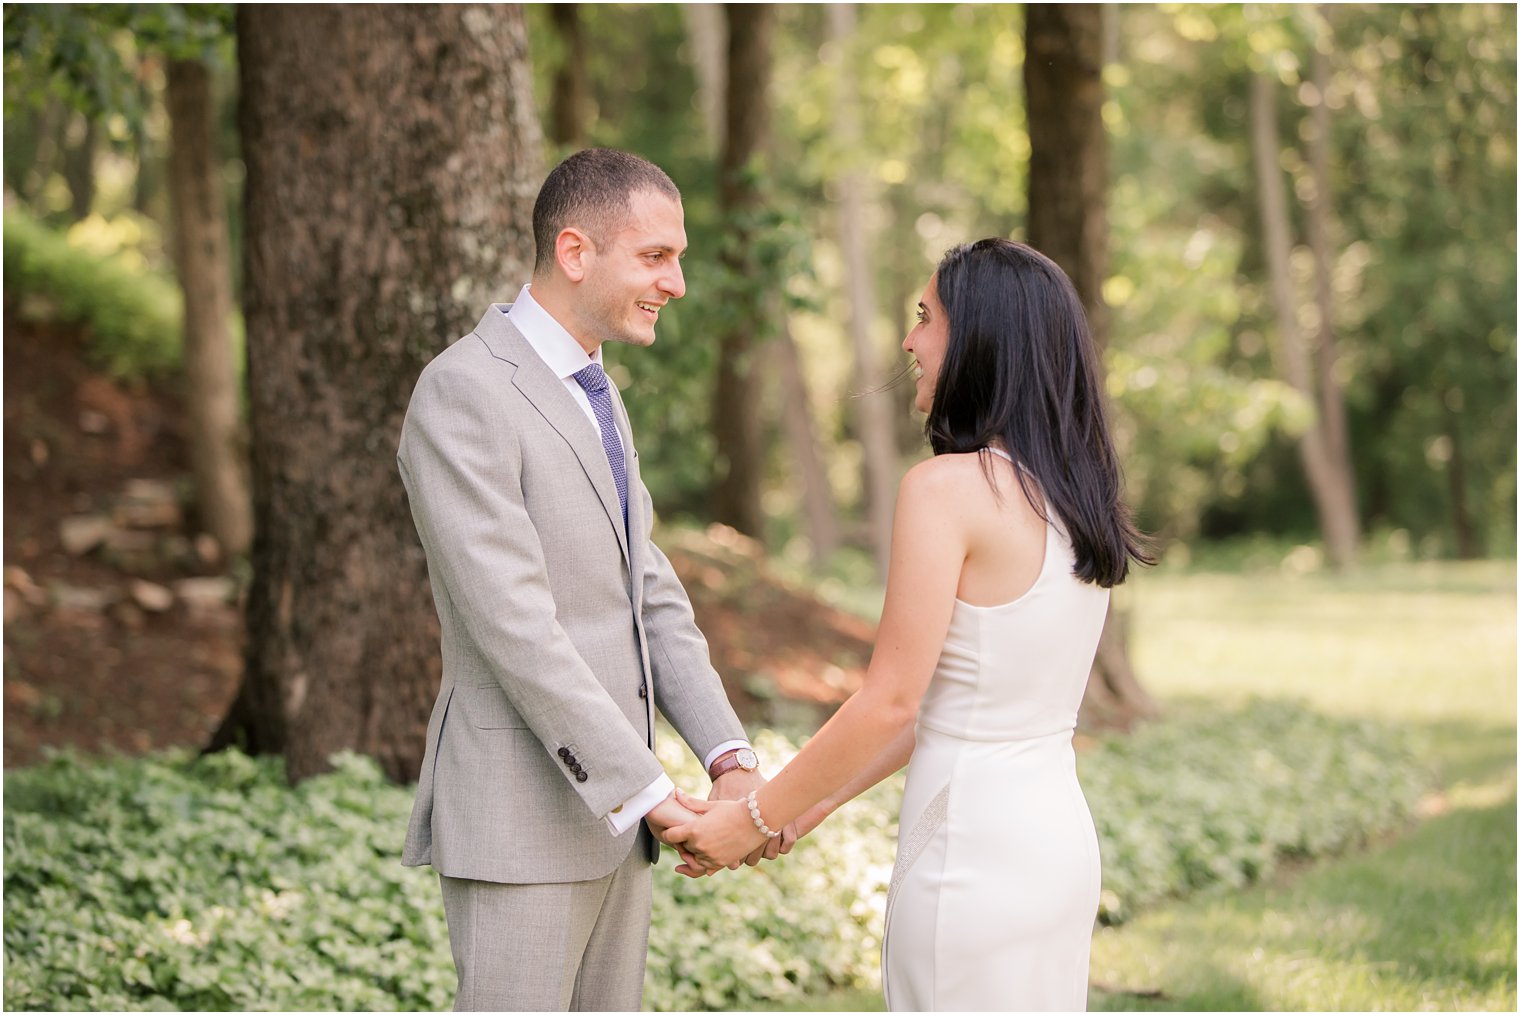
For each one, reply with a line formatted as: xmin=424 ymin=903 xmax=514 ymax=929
xmin=398 ymin=149 xmax=784 ymax=1011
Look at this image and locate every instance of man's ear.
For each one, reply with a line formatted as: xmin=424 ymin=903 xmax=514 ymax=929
xmin=556 ymin=227 xmax=592 ymax=282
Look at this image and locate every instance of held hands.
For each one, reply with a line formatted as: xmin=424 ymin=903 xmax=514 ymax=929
xmin=662 ymin=790 xmax=768 ymax=874
xmin=644 ymin=792 xmax=708 ymax=877
xmin=708 ymin=769 xmax=798 ymax=865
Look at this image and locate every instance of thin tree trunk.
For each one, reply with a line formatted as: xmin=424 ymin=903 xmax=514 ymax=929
xmin=549 ymin=4 xmax=589 ymax=147
xmin=681 ymin=4 xmax=726 ymax=151
xmin=1026 ymin=3 xmax=1157 ymax=729
xmin=1444 ymin=397 xmax=1480 ymax=558
xmin=62 ymin=112 xmax=97 ymax=220
xmin=5 ymin=98 xmax=59 ymax=206
xmin=775 ymin=319 xmax=840 ymax=566
xmin=1305 ymin=24 xmax=1361 ymax=562
xmin=133 ymin=77 xmax=158 ymax=215
xmin=710 ymin=2 xmax=774 ymax=540
xmin=1250 ymin=69 xmax=1360 ymax=569
xmin=211 ymin=4 xmax=542 ymax=784
xmin=166 ymin=57 xmax=252 ymax=561
xmin=830 ymin=2 xmax=898 ymax=581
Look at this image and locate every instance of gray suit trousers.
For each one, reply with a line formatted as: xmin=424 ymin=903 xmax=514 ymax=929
xmin=440 ymin=840 xmax=652 ymax=1011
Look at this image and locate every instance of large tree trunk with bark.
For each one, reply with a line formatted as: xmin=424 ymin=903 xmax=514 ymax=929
xmin=210 ymin=4 xmax=542 ymax=784
xmin=830 ymin=2 xmax=898 ymax=581
xmin=1025 ymin=5 xmax=1109 ymax=345
xmin=1250 ymin=68 xmax=1360 ymax=569
xmin=1025 ymin=3 xmax=1158 ymax=729
xmin=166 ymin=57 xmax=252 ymax=561
xmin=709 ymin=2 xmax=774 ymax=540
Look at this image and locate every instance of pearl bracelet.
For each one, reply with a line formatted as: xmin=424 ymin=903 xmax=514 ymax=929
xmin=746 ymin=789 xmax=782 ymax=839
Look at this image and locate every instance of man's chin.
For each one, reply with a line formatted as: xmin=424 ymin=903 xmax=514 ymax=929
xmin=609 ymin=330 xmax=658 ymax=348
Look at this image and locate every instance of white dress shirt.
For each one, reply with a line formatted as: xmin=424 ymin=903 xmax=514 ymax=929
xmin=505 ymin=286 xmax=749 ymax=834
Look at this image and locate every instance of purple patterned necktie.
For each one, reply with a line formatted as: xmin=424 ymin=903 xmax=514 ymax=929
xmin=572 ymin=363 xmax=628 ymax=522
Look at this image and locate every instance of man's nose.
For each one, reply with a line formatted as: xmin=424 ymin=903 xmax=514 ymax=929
xmin=661 ymin=263 xmax=686 ymax=300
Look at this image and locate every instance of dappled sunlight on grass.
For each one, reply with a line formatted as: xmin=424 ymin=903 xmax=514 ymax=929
xmin=1090 ymin=794 xmax=1517 ymax=1011
xmin=1086 ymin=560 xmax=1517 ymax=1012
xmin=1128 ymin=560 xmax=1516 ymax=730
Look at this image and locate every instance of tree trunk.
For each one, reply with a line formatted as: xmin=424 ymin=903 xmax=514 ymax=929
xmin=548 ymin=4 xmax=589 ymax=147
xmin=1025 ymin=4 xmax=1108 ymax=345
xmin=1025 ymin=3 xmax=1158 ymax=729
xmin=1250 ymin=69 xmax=1360 ymax=569
xmin=210 ymin=4 xmax=542 ymax=784
xmin=1444 ymin=396 xmax=1480 ymax=558
xmin=775 ymin=318 xmax=840 ymax=566
xmin=709 ymin=2 xmax=774 ymax=540
xmin=62 ymin=112 xmax=97 ymax=221
xmin=4 ymin=98 xmax=59 ymax=206
xmin=1304 ymin=25 xmax=1362 ymax=565
xmin=166 ymin=57 xmax=252 ymax=561
xmin=681 ymin=4 xmax=727 ymax=151
xmin=133 ymin=76 xmax=158 ymax=215
xmin=830 ymin=2 xmax=898 ymax=581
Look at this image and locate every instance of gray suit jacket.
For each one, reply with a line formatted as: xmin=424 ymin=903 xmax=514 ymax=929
xmin=398 ymin=304 xmax=746 ymax=884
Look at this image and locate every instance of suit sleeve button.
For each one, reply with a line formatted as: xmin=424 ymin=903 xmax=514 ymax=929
xmin=575 ymin=771 xmax=589 ymax=783
xmin=569 ymin=762 xmax=583 ymax=774
xmin=557 ymin=747 xmax=571 ymax=758
xmin=638 ymin=684 xmax=648 ymax=699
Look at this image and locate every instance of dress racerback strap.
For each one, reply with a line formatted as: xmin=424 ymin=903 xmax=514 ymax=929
xmin=984 ymin=447 xmax=1014 ymax=464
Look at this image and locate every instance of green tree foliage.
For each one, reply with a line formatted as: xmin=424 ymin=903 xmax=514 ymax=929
xmin=1333 ymin=4 xmax=1517 ymax=556
xmin=6 ymin=4 xmax=1511 ymax=558
xmin=2 ymin=3 xmax=232 ymax=211
xmin=3 ymin=4 xmax=230 ymax=119
xmin=1108 ymin=4 xmax=1515 ymax=555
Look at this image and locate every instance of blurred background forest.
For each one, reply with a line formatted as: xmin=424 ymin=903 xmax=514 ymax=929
xmin=1 ymin=4 xmax=1515 ymax=1011
xmin=6 ymin=3 xmax=1514 ymax=567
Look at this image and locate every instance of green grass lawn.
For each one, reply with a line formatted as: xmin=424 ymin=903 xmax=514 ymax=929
xmin=799 ymin=557 xmax=1517 ymax=1012
xmin=1086 ymin=557 xmax=1517 ymax=1012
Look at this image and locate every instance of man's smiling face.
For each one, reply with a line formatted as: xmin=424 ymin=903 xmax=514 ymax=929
xmin=577 ymin=189 xmax=688 ymax=349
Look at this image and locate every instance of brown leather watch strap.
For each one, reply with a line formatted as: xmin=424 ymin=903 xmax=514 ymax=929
xmin=707 ymin=749 xmax=750 ymax=780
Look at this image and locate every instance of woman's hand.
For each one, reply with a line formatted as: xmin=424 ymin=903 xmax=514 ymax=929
xmin=791 ymin=801 xmax=832 ymax=844
xmin=664 ymin=789 xmax=770 ymax=872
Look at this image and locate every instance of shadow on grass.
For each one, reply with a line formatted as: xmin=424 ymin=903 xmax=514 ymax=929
xmin=1413 ymin=717 xmax=1518 ymax=789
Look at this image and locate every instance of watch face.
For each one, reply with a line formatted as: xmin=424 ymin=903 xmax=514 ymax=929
xmin=737 ymin=748 xmax=759 ymax=771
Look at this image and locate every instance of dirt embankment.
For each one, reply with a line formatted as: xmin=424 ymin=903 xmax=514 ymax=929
xmin=3 ymin=317 xmax=872 ymax=768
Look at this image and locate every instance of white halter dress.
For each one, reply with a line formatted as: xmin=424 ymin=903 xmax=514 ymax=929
xmin=882 ymin=450 xmax=1109 ymax=1011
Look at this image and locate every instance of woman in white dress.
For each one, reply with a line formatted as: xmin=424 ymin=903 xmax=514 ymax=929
xmin=668 ymin=239 xmax=1150 ymax=1011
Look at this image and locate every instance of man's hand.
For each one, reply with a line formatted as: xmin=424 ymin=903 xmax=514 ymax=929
xmin=644 ymin=792 xmax=708 ymax=878
xmin=709 ymin=770 xmax=797 ymax=865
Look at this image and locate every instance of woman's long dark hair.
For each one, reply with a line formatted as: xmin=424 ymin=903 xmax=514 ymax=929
xmin=926 ymin=238 xmax=1151 ymax=587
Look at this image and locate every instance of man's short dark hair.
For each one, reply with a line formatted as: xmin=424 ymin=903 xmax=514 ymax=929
xmin=532 ymin=148 xmax=681 ymax=274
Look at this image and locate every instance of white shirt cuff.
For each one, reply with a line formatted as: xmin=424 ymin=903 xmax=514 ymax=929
xmin=606 ymin=773 xmax=675 ymax=836
xmin=702 ymin=739 xmax=753 ymax=776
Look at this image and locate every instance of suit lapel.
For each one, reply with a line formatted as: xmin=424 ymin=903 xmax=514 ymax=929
xmin=472 ymin=306 xmax=630 ymax=565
